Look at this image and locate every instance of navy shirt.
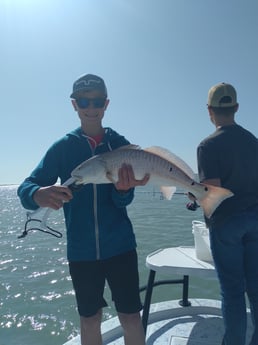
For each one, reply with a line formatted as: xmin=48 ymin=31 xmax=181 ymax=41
xmin=197 ymin=124 xmax=258 ymax=226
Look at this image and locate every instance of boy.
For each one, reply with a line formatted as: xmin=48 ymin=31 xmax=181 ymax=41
xmin=18 ymin=73 xmax=149 ymax=345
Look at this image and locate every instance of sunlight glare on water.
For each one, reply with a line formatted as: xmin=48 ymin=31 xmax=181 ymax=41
xmin=0 ymin=185 xmax=219 ymax=345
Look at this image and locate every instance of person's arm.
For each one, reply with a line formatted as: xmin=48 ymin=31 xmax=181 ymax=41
xmin=17 ymin=145 xmax=72 ymax=210
xmin=197 ymin=143 xmax=220 ymax=184
xmin=186 ymin=143 xmax=221 ymax=211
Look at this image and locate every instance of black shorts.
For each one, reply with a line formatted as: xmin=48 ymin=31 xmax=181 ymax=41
xmin=69 ymin=250 xmax=142 ymax=317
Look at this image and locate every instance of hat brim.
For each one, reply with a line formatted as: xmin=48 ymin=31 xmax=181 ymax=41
xmin=70 ymin=89 xmax=107 ymax=99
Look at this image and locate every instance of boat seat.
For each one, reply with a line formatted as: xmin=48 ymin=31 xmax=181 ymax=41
xmin=142 ymin=246 xmax=217 ymax=333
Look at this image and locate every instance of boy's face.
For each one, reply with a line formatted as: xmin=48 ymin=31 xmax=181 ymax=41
xmin=72 ymin=90 xmax=109 ymax=126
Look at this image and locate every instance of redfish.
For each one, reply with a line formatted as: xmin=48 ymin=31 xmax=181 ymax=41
xmin=70 ymin=145 xmax=233 ymax=218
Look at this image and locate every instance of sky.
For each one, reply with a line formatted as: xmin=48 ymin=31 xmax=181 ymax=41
xmin=1 ymin=0 xmax=258 ymax=184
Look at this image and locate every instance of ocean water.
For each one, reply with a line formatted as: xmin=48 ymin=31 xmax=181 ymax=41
xmin=0 ymin=185 xmax=220 ymax=345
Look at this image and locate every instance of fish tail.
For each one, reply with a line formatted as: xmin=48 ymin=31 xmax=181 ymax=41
xmin=198 ymin=184 xmax=234 ymax=218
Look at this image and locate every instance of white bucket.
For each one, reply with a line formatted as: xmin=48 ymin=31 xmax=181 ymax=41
xmin=192 ymin=220 xmax=213 ymax=262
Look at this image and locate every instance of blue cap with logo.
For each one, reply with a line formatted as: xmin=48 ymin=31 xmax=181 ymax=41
xmin=70 ymin=74 xmax=107 ymax=98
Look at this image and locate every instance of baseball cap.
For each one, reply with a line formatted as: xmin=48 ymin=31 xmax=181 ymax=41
xmin=70 ymin=74 xmax=107 ymax=98
xmin=207 ymin=82 xmax=237 ymax=108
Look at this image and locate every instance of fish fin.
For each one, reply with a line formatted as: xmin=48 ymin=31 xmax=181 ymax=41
xmin=116 ymin=144 xmax=141 ymax=150
xmin=144 ymin=146 xmax=195 ymax=179
xmin=198 ymin=184 xmax=234 ymax=218
xmin=160 ymin=186 xmax=177 ymax=200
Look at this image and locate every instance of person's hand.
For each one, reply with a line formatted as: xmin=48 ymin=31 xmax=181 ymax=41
xmin=115 ymin=164 xmax=150 ymax=192
xmin=186 ymin=192 xmax=199 ymax=211
xmin=33 ymin=185 xmax=73 ymax=210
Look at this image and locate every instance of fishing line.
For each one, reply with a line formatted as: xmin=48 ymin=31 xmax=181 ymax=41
xmin=17 ymin=182 xmax=84 ymax=240
xmin=17 ymin=215 xmax=63 ymax=239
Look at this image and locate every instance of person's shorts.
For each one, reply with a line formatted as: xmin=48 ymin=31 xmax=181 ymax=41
xmin=69 ymin=250 xmax=142 ymax=317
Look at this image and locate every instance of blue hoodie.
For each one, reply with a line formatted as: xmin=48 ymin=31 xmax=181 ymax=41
xmin=17 ymin=127 xmax=137 ymax=261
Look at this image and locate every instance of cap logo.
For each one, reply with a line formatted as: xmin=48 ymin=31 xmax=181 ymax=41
xmin=75 ymin=79 xmax=101 ymax=87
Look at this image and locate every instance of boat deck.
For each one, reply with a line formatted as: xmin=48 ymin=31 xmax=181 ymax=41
xmin=63 ymin=298 xmax=252 ymax=345
xmin=103 ymin=298 xmax=224 ymax=345
xmin=63 ymin=247 xmax=253 ymax=344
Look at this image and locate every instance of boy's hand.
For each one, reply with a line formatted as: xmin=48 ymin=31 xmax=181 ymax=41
xmin=115 ymin=164 xmax=150 ymax=191
xmin=33 ymin=186 xmax=73 ymax=210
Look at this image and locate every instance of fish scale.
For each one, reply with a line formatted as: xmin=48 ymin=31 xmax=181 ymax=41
xmin=103 ymin=148 xmax=179 ymax=183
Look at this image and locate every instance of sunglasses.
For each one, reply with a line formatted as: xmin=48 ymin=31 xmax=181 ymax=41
xmin=75 ymin=97 xmax=107 ymax=109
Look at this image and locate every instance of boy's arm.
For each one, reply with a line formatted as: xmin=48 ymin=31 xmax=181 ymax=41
xmin=17 ymin=146 xmax=63 ymax=210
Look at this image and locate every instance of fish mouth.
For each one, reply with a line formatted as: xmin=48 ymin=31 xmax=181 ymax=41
xmin=70 ymin=175 xmax=84 ymax=183
xmin=68 ymin=180 xmax=84 ymax=192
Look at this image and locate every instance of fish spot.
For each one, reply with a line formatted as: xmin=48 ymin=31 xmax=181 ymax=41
xmin=169 ymin=167 xmax=173 ymax=172
xmin=205 ymin=186 xmax=208 ymax=191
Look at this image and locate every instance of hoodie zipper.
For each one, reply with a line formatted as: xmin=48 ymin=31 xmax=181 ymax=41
xmin=80 ymin=133 xmax=100 ymax=259
xmin=94 ymin=142 xmax=113 ymax=259
xmin=81 ymin=132 xmax=109 ymax=260
xmin=82 ymin=131 xmax=113 ymax=260
xmin=93 ymin=184 xmax=100 ymax=259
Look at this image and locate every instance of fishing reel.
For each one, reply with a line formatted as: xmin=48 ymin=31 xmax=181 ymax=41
xmin=186 ymin=200 xmax=200 ymax=211
xmin=186 ymin=192 xmax=200 ymax=211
